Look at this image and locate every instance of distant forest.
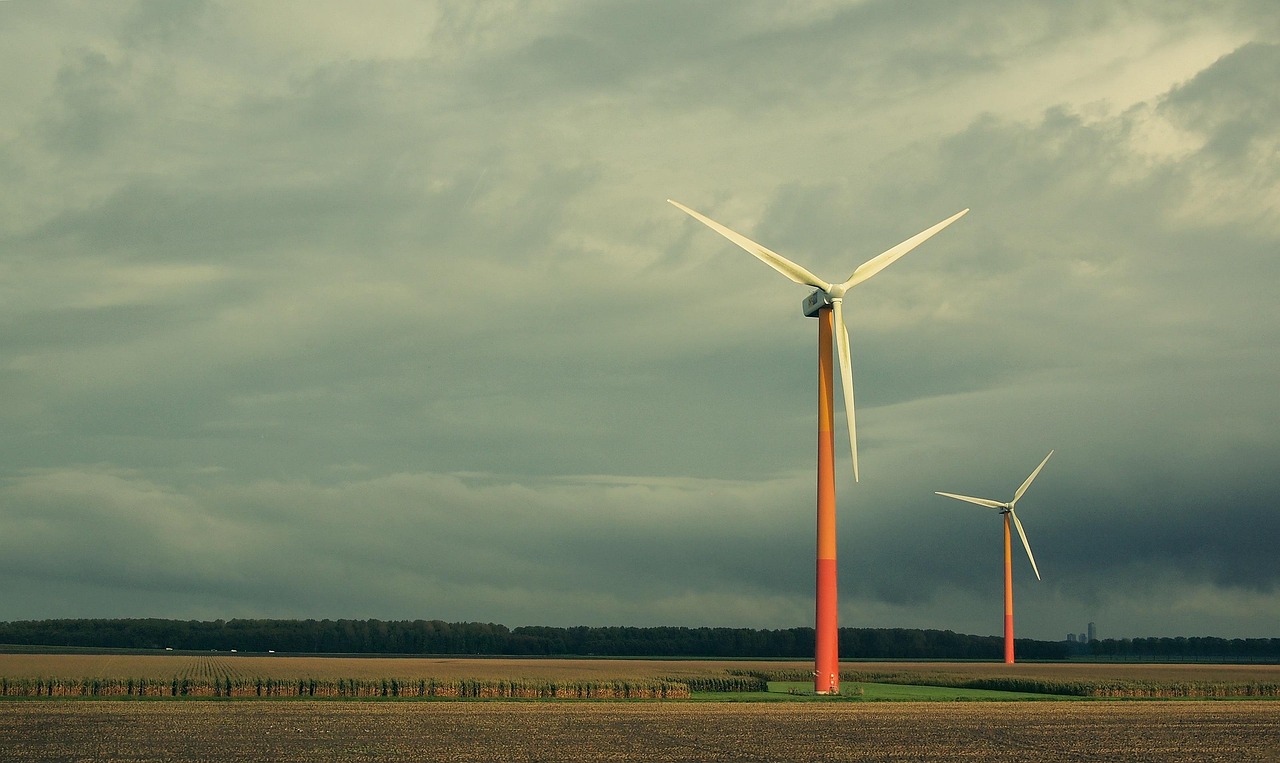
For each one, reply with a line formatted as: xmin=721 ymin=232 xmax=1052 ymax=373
xmin=0 ymin=619 xmax=1053 ymax=659
xmin=1 ymin=619 xmax=1276 ymax=661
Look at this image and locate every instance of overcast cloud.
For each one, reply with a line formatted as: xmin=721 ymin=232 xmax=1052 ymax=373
xmin=1 ymin=1 xmax=1277 ymax=642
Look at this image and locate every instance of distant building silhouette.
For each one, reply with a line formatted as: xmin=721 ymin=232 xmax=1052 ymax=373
xmin=1087 ymin=622 xmax=1096 ymax=642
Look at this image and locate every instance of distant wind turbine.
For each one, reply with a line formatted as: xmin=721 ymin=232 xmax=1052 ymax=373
xmin=670 ymin=199 xmax=968 ymax=693
xmin=935 ymin=450 xmax=1054 ymax=664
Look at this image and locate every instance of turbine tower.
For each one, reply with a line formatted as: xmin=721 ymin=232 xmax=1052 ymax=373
xmin=935 ymin=450 xmax=1053 ymax=664
xmin=670 ymin=199 xmax=968 ymax=693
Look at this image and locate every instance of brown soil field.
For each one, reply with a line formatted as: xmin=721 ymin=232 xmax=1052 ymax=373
xmin=2 ymin=700 xmax=1277 ymax=762
xmin=843 ymin=660 xmax=1280 ymax=685
xmin=2 ymin=653 xmax=1277 ymax=685
xmin=0 ymin=654 xmax=797 ymax=681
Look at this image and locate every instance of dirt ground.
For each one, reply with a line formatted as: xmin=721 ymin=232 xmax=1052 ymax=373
xmin=2 ymin=653 xmax=1277 ymax=684
xmin=2 ymin=700 xmax=1277 ymax=762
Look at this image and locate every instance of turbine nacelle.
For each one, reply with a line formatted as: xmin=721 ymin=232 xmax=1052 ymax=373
xmin=802 ymin=290 xmax=831 ymax=318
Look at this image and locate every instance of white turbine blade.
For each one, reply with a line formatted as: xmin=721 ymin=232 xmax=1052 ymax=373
xmin=1013 ymin=450 xmax=1054 ymax=504
xmin=1010 ymin=509 xmax=1041 ymax=580
xmin=668 ymin=199 xmax=832 ymax=291
xmin=831 ymin=299 xmax=859 ymax=482
xmin=934 ymin=491 xmax=1006 ymax=510
xmin=841 ymin=209 xmax=969 ymax=289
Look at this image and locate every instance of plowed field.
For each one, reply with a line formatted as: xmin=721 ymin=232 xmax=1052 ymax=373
xmin=2 ymin=654 xmax=1276 ymax=684
xmin=2 ymin=700 xmax=1277 ymax=762
xmin=0 ymin=654 xmax=781 ymax=681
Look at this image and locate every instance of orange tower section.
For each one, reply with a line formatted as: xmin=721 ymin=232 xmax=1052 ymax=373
xmin=814 ymin=307 xmax=840 ymax=693
xmin=1002 ymin=512 xmax=1015 ymax=664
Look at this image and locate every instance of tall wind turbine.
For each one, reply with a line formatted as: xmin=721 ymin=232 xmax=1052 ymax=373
xmin=670 ymin=199 xmax=968 ymax=693
xmin=935 ymin=450 xmax=1053 ymax=664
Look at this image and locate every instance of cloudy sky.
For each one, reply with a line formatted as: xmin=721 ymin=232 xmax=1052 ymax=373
xmin=2 ymin=1 xmax=1277 ymax=642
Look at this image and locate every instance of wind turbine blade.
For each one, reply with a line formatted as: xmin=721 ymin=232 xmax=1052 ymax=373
xmin=841 ymin=209 xmax=969 ymax=289
xmin=1013 ymin=450 xmax=1054 ymax=503
xmin=1010 ymin=509 xmax=1041 ymax=580
xmin=668 ymin=200 xmax=832 ymax=291
xmin=934 ymin=492 xmax=1006 ymax=510
xmin=831 ymin=299 xmax=858 ymax=482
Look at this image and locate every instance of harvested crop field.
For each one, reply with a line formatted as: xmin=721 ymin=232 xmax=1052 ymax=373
xmin=3 ymin=654 xmax=1277 ymax=683
xmin=840 ymin=660 xmax=1280 ymax=685
xmin=3 ymin=654 xmax=1278 ymax=698
xmin=3 ymin=700 xmax=1278 ymax=762
xmin=0 ymin=654 xmax=788 ymax=681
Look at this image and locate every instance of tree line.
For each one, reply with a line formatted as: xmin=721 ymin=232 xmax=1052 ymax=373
xmin=1086 ymin=636 xmax=1280 ymax=661
xmin=0 ymin=619 xmax=1274 ymax=660
xmin=1 ymin=618 xmax=1058 ymax=658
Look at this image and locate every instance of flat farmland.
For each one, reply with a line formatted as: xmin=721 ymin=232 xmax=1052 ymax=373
xmin=0 ymin=653 xmax=802 ymax=682
xmin=842 ymin=660 xmax=1280 ymax=685
xmin=2 ymin=700 xmax=1278 ymax=762
xmin=2 ymin=653 xmax=1278 ymax=685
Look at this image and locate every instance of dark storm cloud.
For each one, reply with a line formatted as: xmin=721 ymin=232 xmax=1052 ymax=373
xmin=0 ymin=1 xmax=1276 ymax=639
xmin=41 ymin=48 xmax=137 ymax=154
xmin=1159 ymin=42 xmax=1280 ymax=155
